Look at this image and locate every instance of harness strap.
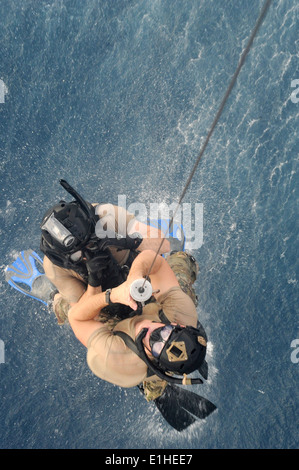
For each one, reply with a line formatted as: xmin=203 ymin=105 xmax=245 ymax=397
xmin=158 ymin=309 xmax=171 ymax=325
xmin=113 ymin=330 xmax=139 ymax=355
xmin=113 ymin=330 xmax=163 ymax=383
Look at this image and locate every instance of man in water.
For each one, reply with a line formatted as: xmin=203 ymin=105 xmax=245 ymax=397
xmin=68 ymin=248 xmax=204 ymax=400
xmin=40 ymin=180 xmax=170 ymax=324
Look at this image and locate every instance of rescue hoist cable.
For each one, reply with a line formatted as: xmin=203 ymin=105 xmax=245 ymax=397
xmin=142 ymin=0 xmax=272 ymax=285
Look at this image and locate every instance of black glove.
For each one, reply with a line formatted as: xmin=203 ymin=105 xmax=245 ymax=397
xmin=122 ymin=233 xmax=143 ymax=250
xmin=107 ymin=233 xmax=143 ymax=251
xmin=85 ymin=253 xmax=109 ymax=287
xmin=90 ymin=233 xmax=143 ymax=252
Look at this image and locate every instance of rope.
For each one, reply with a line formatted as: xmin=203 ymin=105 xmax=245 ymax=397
xmin=144 ymin=0 xmax=272 ymax=281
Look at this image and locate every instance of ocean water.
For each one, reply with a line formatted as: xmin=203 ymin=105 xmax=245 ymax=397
xmin=0 ymin=0 xmax=298 ymax=450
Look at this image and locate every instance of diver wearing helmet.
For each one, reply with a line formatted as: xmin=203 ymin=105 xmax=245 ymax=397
xmin=68 ymin=249 xmax=207 ymax=398
xmin=40 ymin=180 xmax=170 ymax=324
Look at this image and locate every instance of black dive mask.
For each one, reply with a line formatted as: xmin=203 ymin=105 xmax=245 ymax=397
xmin=40 ymin=180 xmax=96 ymax=255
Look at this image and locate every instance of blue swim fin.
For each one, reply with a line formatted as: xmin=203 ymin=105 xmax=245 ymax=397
xmin=5 ymin=249 xmax=56 ymax=305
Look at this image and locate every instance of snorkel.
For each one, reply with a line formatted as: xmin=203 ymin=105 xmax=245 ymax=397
xmin=59 ymin=179 xmax=97 ymax=227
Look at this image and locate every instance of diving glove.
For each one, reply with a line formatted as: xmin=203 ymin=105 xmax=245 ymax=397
xmin=92 ymin=233 xmax=143 ymax=252
xmin=113 ymin=233 xmax=143 ymax=251
xmin=85 ymin=253 xmax=109 ymax=287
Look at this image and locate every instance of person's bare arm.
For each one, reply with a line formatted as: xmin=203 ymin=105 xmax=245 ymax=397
xmin=126 ymin=249 xmax=179 ymax=297
xmin=68 ymin=250 xmax=179 ymax=347
xmin=68 ymin=279 xmax=138 ymax=347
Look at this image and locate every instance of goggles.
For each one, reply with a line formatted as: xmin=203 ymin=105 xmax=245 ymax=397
xmin=149 ymin=325 xmax=175 ymax=358
xmin=41 ymin=212 xmax=76 ymax=248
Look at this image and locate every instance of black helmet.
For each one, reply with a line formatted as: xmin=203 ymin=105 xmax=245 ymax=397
xmin=149 ymin=324 xmax=207 ymax=375
xmin=40 ymin=180 xmax=96 ymax=256
xmin=133 ymin=322 xmax=208 ymax=386
xmin=40 ymin=201 xmax=95 ymax=254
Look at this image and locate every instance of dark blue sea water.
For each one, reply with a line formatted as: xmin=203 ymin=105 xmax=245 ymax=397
xmin=0 ymin=0 xmax=298 ymax=450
